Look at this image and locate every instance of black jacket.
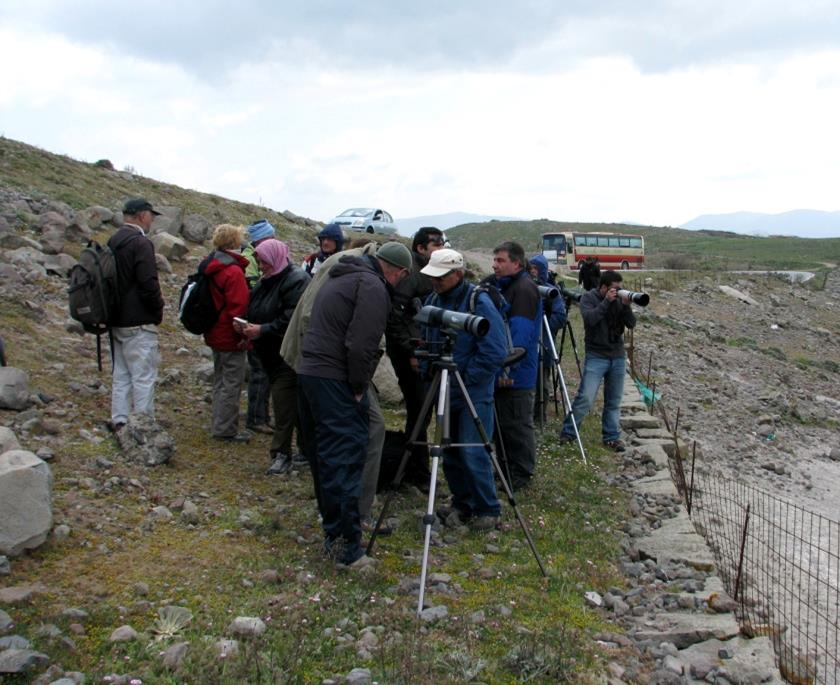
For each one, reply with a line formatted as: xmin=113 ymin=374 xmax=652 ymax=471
xmin=385 ymin=250 xmax=433 ymax=358
xmin=247 ymin=264 xmax=310 ymax=376
xmin=579 ymin=288 xmax=636 ymax=358
xmin=108 ymin=225 xmax=164 ymax=327
xmin=298 ymin=255 xmax=391 ymax=395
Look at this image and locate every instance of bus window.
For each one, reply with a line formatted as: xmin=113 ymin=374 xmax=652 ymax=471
xmin=585 ymin=235 xmax=598 ymax=246
xmin=619 ymin=237 xmax=630 ymax=247
xmin=608 ymin=237 xmax=619 ymax=247
xmin=575 ymin=235 xmax=587 ymax=247
xmin=597 ymin=236 xmax=609 ymax=247
xmin=629 ymin=238 xmax=642 ymax=248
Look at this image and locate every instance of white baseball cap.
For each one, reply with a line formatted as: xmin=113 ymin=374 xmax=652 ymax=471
xmin=420 ymin=248 xmax=465 ymax=277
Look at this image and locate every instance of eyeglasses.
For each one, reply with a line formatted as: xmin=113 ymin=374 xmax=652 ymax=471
xmin=427 ymin=238 xmax=445 ymax=246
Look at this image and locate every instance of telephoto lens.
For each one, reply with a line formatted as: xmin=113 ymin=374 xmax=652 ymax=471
xmin=537 ymin=285 xmax=560 ymax=300
xmin=617 ymin=289 xmax=650 ymax=306
xmin=414 ymin=305 xmax=490 ymax=337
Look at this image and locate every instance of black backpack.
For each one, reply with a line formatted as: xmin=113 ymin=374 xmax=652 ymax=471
xmin=68 ymin=240 xmax=120 ymax=334
xmin=179 ymin=254 xmax=222 ymax=335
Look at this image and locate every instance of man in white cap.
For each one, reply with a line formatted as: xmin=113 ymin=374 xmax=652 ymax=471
xmin=419 ymin=249 xmax=508 ymax=532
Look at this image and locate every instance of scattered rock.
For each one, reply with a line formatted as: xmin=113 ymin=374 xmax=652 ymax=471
xmin=228 ymin=616 xmax=266 ymax=637
xmin=115 ymin=414 xmax=176 ymax=466
xmin=419 ymin=605 xmax=448 ymax=622
xmin=108 ymin=625 xmax=139 ymax=642
xmin=0 ymin=647 xmax=50 ymax=674
xmin=162 ymin=640 xmax=189 ymax=670
xmin=215 ymin=638 xmax=239 ymax=658
xmin=345 ymin=667 xmax=372 ymax=684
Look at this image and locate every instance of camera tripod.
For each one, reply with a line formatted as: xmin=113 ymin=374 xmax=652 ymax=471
xmin=540 ymin=313 xmax=588 ymax=465
xmin=367 ymin=344 xmax=548 ymax=616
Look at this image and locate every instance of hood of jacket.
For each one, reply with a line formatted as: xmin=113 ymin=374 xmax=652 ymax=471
xmin=203 ymin=249 xmax=249 ymax=276
xmin=529 ymin=254 xmax=550 ymax=283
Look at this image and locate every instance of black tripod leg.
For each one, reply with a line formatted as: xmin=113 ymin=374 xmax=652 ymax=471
xmin=544 ymin=315 xmax=588 ymax=466
xmin=366 ymin=372 xmax=441 ymax=555
xmin=455 ymin=372 xmax=548 ymax=578
xmin=566 ymin=321 xmax=582 ymax=380
xmin=492 ymin=402 xmax=514 ymax=488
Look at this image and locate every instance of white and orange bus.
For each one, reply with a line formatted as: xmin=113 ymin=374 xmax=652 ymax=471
xmin=541 ymin=231 xmax=645 ymax=271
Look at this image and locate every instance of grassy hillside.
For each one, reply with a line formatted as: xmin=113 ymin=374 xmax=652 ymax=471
xmin=0 ymin=136 xmax=318 ymax=245
xmin=447 ymin=219 xmax=840 ymax=270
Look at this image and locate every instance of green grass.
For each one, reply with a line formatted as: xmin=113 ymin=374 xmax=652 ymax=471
xmin=447 ymin=218 xmax=840 ymax=271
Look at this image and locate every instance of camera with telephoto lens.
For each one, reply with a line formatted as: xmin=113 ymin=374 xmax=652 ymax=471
xmin=414 ymin=304 xmax=489 ymax=337
xmin=537 ymin=285 xmax=560 ymax=300
xmin=616 ymin=289 xmax=650 ymax=307
xmin=558 ymin=282 xmax=583 ymax=305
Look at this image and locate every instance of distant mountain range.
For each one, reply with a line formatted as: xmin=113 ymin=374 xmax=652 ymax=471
xmin=680 ymin=210 xmax=840 ymax=239
xmin=395 ymin=212 xmax=520 ymax=236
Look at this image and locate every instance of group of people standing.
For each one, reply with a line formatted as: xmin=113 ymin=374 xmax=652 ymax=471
xmin=106 ymin=197 xmax=637 ymax=569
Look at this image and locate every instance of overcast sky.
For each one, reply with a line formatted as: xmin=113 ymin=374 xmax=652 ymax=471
xmin=2 ymin=1 xmax=839 ymax=228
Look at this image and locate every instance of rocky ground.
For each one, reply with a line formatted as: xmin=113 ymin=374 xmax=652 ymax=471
xmin=1 ymin=181 xmax=839 ymax=683
xmin=621 ymin=268 xmax=840 ymax=522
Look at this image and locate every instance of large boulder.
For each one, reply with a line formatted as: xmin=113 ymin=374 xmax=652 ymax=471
xmin=0 ymin=368 xmax=32 ymax=411
xmin=0 ymin=232 xmax=42 ymax=251
xmin=151 ymin=206 xmax=184 ymax=237
xmin=181 ymin=214 xmax=212 ymax=243
xmin=0 ymin=427 xmax=20 ymax=453
xmin=39 ymin=226 xmax=65 ymax=255
xmin=373 ymin=354 xmax=402 ymax=407
xmin=65 ymin=214 xmax=91 ymax=243
xmin=80 ymin=205 xmax=114 ymax=229
xmin=0 ymin=450 xmax=53 ymax=556
xmin=36 ymin=211 xmax=68 ymax=235
xmin=151 ymin=233 xmax=188 ymax=262
xmin=43 ymin=253 xmax=78 ymax=278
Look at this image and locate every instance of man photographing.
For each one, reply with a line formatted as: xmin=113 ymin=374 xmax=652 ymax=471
xmin=419 ymin=249 xmax=508 ymax=532
xmin=559 ymin=270 xmax=636 ymax=452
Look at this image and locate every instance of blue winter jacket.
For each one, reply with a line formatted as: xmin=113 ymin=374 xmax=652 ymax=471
xmin=421 ymin=280 xmax=508 ymax=407
xmin=485 ymin=269 xmax=541 ymax=391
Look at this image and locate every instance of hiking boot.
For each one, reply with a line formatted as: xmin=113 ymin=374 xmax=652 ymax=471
xmin=266 ymin=452 xmax=292 ymax=475
xmin=213 ymin=433 xmax=251 ymax=444
xmin=603 ymin=439 xmax=626 ymax=453
xmin=291 ymin=452 xmax=309 ymax=467
xmin=469 ymin=515 xmax=500 ymax=533
xmin=557 ymin=433 xmax=575 ymax=445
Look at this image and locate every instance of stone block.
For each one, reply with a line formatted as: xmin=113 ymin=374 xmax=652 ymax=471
xmin=150 ymin=232 xmax=188 ymax=262
xmin=0 ymin=368 xmax=32 ymax=411
xmin=0 ymin=451 xmax=53 ymax=556
xmin=631 ymin=612 xmax=739 ymax=649
xmin=636 ymin=510 xmax=716 ymax=571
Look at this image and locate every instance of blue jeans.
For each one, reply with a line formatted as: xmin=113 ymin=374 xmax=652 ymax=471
xmin=443 ymin=399 xmax=501 ymax=518
xmin=561 ymin=354 xmax=625 ymax=443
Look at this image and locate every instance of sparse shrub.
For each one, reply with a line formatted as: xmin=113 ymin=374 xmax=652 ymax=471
xmin=94 ymin=158 xmax=115 ymax=170
xmin=661 ymin=253 xmax=691 ymax=270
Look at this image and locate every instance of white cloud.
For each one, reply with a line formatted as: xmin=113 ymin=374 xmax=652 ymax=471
xmin=1 ymin=13 xmax=839 ymax=233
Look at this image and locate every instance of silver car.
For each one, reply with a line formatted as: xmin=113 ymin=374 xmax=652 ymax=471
xmin=331 ymin=208 xmax=397 ymax=235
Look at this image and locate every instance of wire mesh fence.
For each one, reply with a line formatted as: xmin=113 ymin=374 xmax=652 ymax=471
xmin=687 ymin=468 xmax=840 ymax=684
xmin=641 ymin=390 xmax=840 ymax=684
xmin=624 ymin=337 xmax=839 ymax=684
